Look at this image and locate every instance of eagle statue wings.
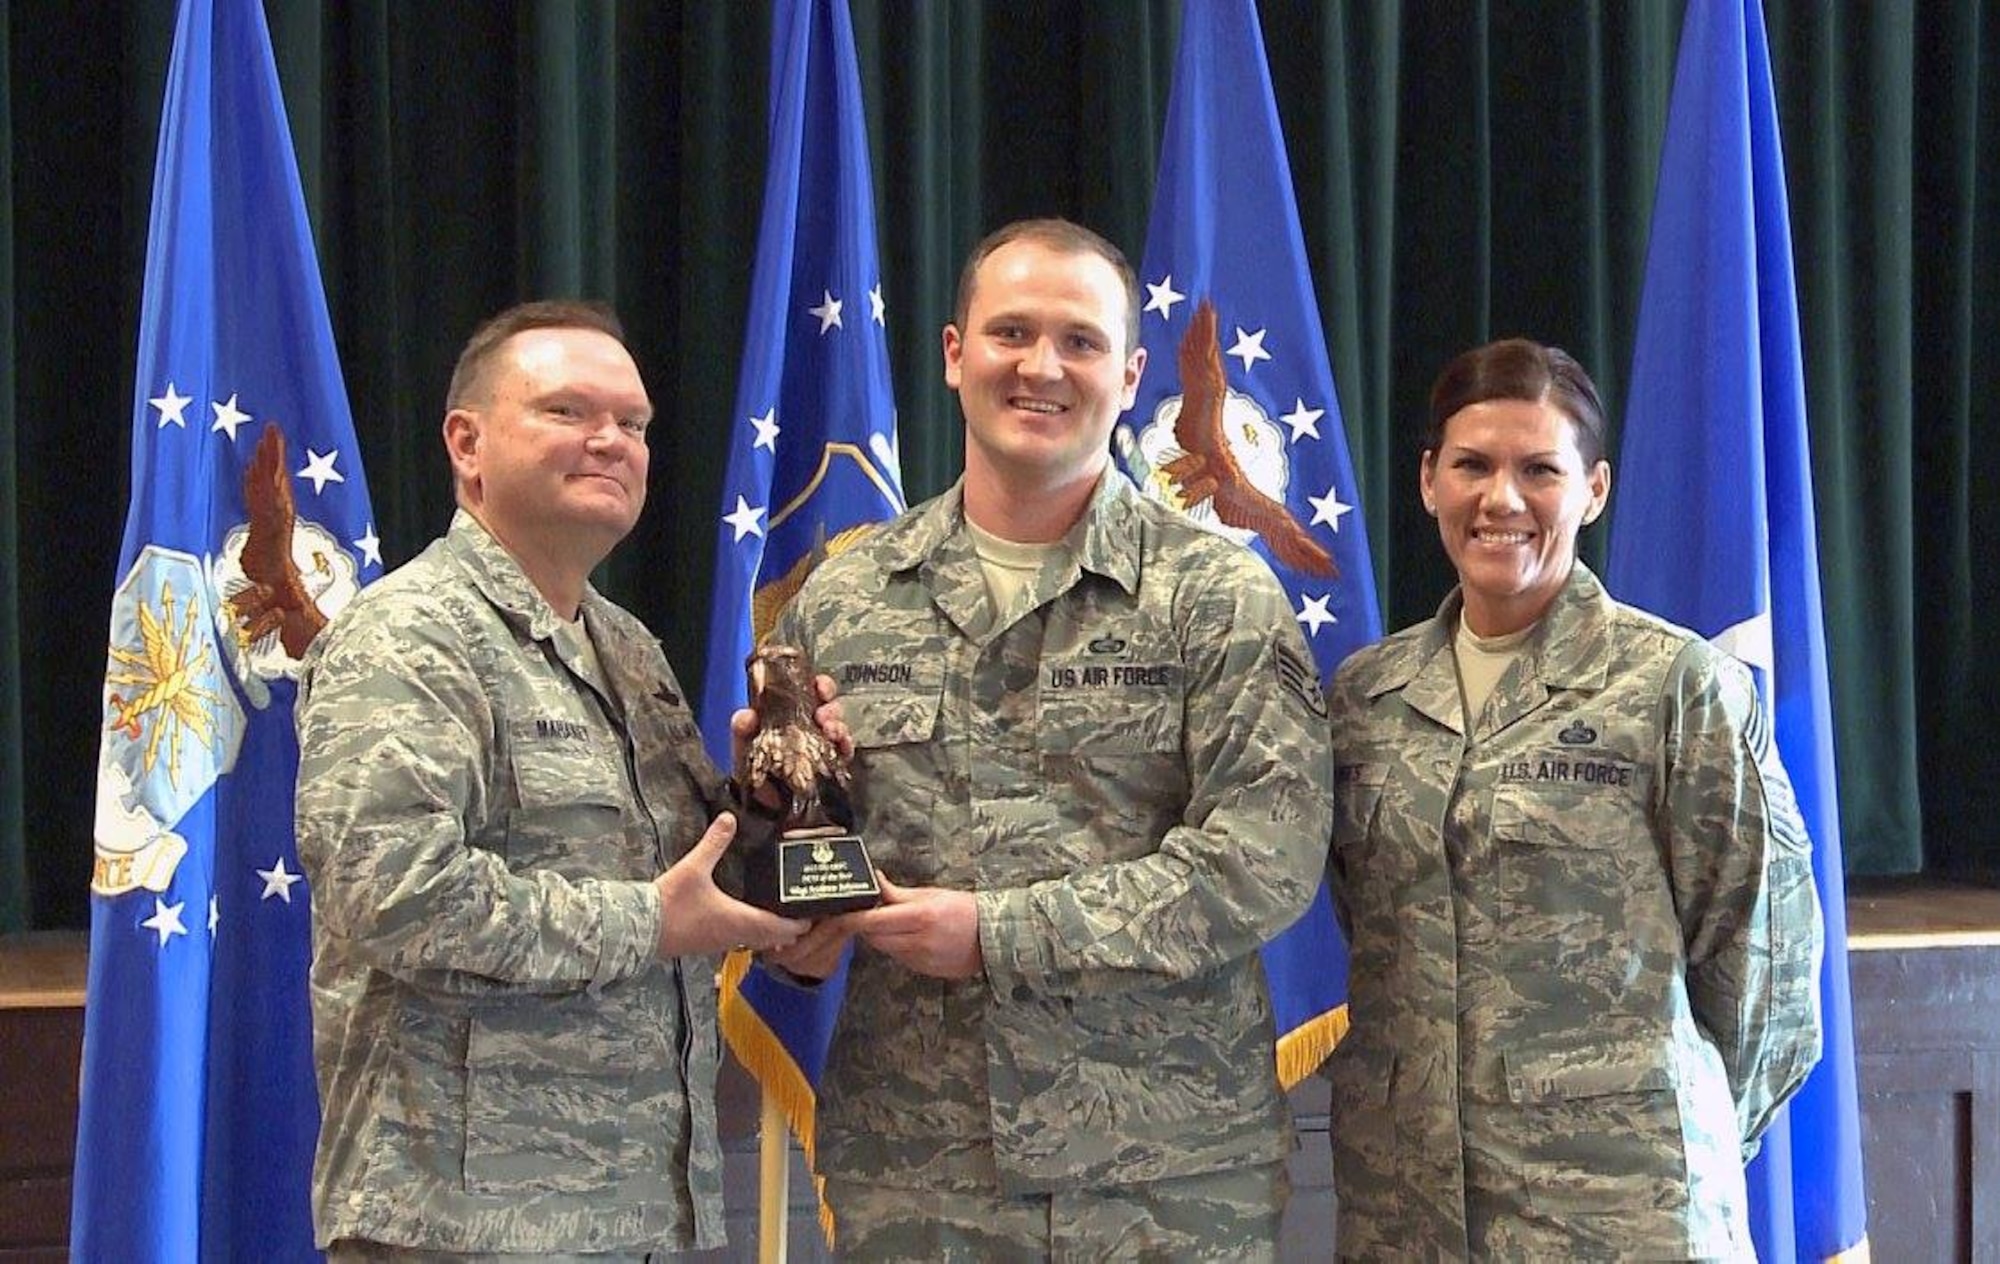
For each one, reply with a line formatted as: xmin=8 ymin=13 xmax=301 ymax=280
xmin=1159 ymin=299 xmax=1337 ymax=577
xmin=741 ymin=643 xmax=848 ymax=828
xmin=226 ymin=424 xmax=330 ymax=660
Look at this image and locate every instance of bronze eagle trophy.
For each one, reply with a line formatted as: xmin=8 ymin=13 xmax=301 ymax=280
xmin=732 ymin=644 xmax=880 ymax=917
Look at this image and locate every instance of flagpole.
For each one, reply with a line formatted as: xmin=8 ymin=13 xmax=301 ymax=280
xmin=759 ymin=1093 xmax=789 ymax=1262
xmin=704 ymin=1 xmax=902 ymax=1250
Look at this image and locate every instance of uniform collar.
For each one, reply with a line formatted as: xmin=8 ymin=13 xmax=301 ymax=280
xmin=873 ymin=469 xmax=1145 ymax=598
xmin=1526 ymin=563 xmax=1617 ymax=692
xmin=443 ymin=508 xmax=605 ymax=646
xmin=1349 ymin=563 xmax=1615 ymax=719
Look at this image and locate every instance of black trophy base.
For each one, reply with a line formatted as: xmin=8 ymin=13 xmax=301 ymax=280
xmin=737 ymin=820 xmax=881 ymax=918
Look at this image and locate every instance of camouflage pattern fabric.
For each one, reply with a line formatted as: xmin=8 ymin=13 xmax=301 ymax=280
xmin=1323 ymin=563 xmax=1823 ymax=1261
xmin=296 ymin=511 xmax=728 ymax=1254
xmin=825 ymin=1159 xmax=1288 ymax=1262
xmin=326 ymin=1244 xmax=652 ymax=1263
xmin=774 ymin=472 xmax=1332 ymax=1234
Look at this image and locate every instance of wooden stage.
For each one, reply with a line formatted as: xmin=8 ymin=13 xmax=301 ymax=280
xmin=5 ymin=882 xmax=1998 ymax=1261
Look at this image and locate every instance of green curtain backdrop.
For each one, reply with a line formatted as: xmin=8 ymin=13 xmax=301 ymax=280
xmin=0 ymin=0 xmax=21 ymax=933
xmin=3 ymin=0 xmax=1994 ymax=932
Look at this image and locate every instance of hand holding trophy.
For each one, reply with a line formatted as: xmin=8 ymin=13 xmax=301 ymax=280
xmin=733 ymin=644 xmax=881 ymax=916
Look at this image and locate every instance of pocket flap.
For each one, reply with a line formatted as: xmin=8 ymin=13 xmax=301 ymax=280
xmin=1502 ymin=1044 xmax=1674 ymax=1102
xmin=845 ymin=684 xmax=942 ymax=748
xmin=508 ymin=722 xmax=624 ymax=810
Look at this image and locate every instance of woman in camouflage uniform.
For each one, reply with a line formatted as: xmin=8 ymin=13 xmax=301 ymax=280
xmin=1322 ymin=339 xmax=1823 ymax=1261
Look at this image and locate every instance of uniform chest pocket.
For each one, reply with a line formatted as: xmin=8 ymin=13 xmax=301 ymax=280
xmin=505 ymin=727 xmax=629 ymax=874
xmin=1488 ymin=751 xmax=1649 ymax=852
xmin=1489 ymin=779 xmax=1670 ymax=977
xmin=1035 ymin=660 xmax=1185 ymax=756
xmin=845 ymin=684 xmax=943 ymax=750
xmin=841 ymin=684 xmax=944 ymax=876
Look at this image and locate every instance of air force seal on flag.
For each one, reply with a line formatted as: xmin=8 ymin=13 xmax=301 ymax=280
xmin=1118 ymin=300 xmax=1335 ymax=578
xmin=93 ymin=425 xmax=359 ymax=895
xmin=95 ymin=546 xmax=243 ymax=895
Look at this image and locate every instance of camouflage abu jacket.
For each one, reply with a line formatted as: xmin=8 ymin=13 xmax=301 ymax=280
xmin=774 ymin=472 xmax=1333 ymax=1195
xmin=1323 ymin=563 xmax=1823 ymax=1261
xmin=294 ymin=510 xmax=727 ymax=1254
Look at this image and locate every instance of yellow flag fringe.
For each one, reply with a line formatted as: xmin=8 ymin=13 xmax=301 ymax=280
xmin=1275 ymin=1003 xmax=1350 ymax=1090
xmin=718 ymin=949 xmax=838 ymax=1244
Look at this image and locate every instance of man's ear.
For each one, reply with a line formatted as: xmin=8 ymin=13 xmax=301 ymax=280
xmin=443 ymin=408 xmax=481 ymax=485
xmin=1119 ymin=346 xmax=1147 ymax=408
xmin=941 ymin=324 xmax=964 ymax=391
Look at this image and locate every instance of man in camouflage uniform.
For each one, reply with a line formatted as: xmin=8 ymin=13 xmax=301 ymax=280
xmin=1322 ymin=339 xmax=1823 ymax=1261
xmin=295 ymin=302 xmax=811 ymax=1260
xmin=765 ymin=219 xmax=1332 ymax=1260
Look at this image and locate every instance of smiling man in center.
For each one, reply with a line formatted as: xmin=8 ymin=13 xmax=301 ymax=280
xmin=764 ymin=218 xmax=1333 ymax=1260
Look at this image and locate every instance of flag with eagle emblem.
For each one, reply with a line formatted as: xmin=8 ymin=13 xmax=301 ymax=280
xmin=697 ymin=0 xmax=903 ymax=1239
xmin=72 ymin=0 xmax=379 ymax=1256
xmin=1118 ymin=0 xmax=1382 ymax=1085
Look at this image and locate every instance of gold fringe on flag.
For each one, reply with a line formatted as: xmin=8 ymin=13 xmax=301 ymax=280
xmin=718 ymin=949 xmax=838 ymax=1244
xmin=1275 ymin=1003 xmax=1350 ymax=1090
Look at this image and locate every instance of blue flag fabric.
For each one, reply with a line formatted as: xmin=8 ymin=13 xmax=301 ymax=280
xmin=1118 ymin=0 xmax=1382 ymax=1085
xmin=72 ymin=0 xmax=380 ymax=1258
xmin=1607 ymin=1 xmax=1868 ymax=1259
xmin=697 ymin=0 xmax=902 ymax=1203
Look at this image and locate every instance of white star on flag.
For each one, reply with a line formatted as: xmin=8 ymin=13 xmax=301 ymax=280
xmin=298 ymin=447 xmax=345 ymax=494
xmin=149 ymin=383 xmax=193 ymax=429
xmin=257 ymin=856 xmax=304 ymax=903
xmin=750 ymin=408 xmax=780 ymax=452
xmin=1307 ymin=485 xmax=1353 ymax=530
xmin=723 ymin=495 xmax=767 ymax=542
xmin=808 ymin=290 xmax=843 ymax=334
xmin=211 ymin=393 xmax=251 ymax=441
xmin=354 ymin=523 xmax=382 ymax=568
xmin=142 ymin=897 xmax=189 ymax=946
xmin=1296 ymin=592 xmax=1337 ymax=637
xmin=1227 ymin=326 xmax=1271 ymax=372
xmin=869 ymin=284 xmax=886 ymax=325
xmin=1281 ymin=399 xmax=1323 ymax=442
xmin=208 ymin=896 xmax=219 ymax=935
xmin=1144 ymin=276 xmax=1185 ymax=321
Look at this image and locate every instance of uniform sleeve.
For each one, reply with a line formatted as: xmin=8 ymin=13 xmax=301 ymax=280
xmin=976 ymin=561 xmax=1333 ymax=999
xmin=295 ymin=610 xmax=663 ymax=998
xmin=1657 ymin=643 xmax=1824 ymax=1152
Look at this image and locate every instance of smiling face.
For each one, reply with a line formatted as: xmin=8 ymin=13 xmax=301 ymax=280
xmin=943 ymin=239 xmax=1145 ymax=510
xmin=445 ymin=325 xmax=653 ymax=584
xmin=1420 ymin=397 xmax=1610 ymax=636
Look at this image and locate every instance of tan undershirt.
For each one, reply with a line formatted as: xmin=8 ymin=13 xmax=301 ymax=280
xmin=965 ymin=516 xmax=1063 ymax=615
xmin=564 ymin=611 xmax=611 ymax=698
xmin=1453 ymin=616 xmax=1534 ymax=729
